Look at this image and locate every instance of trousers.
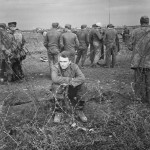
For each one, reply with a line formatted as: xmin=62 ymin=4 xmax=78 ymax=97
xmin=47 ymin=49 xmax=59 ymax=78
xmin=105 ymin=43 xmax=117 ymax=68
xmin=133 ymin=68 xmax=150 ymax=103
xmin=90 ymin=41 xmax=102 ymax=65
xmin=76 ymin=48 xmax=88 ymax=67
xmin=51 ymin=83 xmax=87 ymax=112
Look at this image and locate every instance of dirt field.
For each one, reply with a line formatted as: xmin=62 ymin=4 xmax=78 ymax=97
xmin=0 ymin=33 xmax=150 ymax=150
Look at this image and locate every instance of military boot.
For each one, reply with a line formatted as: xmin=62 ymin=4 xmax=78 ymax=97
xmin=54 ymin=112 xmax=62 ymax=123
xmin=76 ymin=110 xmax=87 ymax=123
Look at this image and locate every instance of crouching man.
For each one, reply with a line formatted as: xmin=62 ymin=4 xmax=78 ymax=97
xmin=51 ymin=51 xmax=87 ymax=123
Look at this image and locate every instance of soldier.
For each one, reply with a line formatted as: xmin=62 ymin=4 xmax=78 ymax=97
xmin=44 ymin=22 xmax=61 ymax=78
xmin=51 ymin=51 xmax=87 ymax=123
xmin=89 ymin=24 xmax=96 ymax=65
xmin=60 ymin=24 xmax=79 ymax=63
xmin=122 ymin=25 xmax=130 ymax=43
xmin=128 ymin=16 xmax=150 ymax=103
xmin=8 ymin=22 xmax=26 ymax=81
xmin=103 ymin=24 xmax=119 ymax=68
xmin=76 ymin=24 xmax=89 ymax=69
xmin=89 ymin=22 xmax=103 ymax=67
xmin=0 ymin=23 xmax=12 ymax=82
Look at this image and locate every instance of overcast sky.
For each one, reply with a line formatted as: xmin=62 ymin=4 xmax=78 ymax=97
xmin=0 ymin=0 xmax=150 ymax=29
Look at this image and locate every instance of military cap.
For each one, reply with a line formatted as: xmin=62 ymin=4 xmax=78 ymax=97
xmin=92 ymin=24 xmax=96 ymax=27
xmin=0 ymin=23 xmax=6 ymax=29
xmin=52 ymin=22 xmax=59 ymax=28
xmin=8 ymin=22 xmax=17 ymax=27
xmin=107 ymin=24 xmax=114 ymax=28
xmin=65 ymin=24 xmax=71 ymax=29
xmin=81 ymin=24 xmax=87 ymax=29
xmin=140 ymin=16 xmax=149 ymax=24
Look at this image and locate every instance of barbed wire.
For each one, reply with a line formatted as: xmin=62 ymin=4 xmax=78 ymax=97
xmin=1 ymin=34 xmax=148 ymax=149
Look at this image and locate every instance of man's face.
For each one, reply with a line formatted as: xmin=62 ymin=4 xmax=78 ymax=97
xmin=59 ymin=56 xmax=71 ymax=70
xmin=9 ymin=26 xmax=16 ymax=31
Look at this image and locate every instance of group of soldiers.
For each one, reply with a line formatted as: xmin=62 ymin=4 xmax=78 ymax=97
xmin=44 ymin=16 xmax=150 ymax=122
xmin=43 ymin=22 xmax=120 ymax=123
xmin=0 ymin=15 xmax=149 ymax=123
xmin=0 ymin=22 xmax=26 ymax=82
xmin=44 ymin=22 xmax=120 ymax=74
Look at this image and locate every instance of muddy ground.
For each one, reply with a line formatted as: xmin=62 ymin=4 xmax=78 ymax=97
xmin=0 ymin=33 xmax=150 ymax=150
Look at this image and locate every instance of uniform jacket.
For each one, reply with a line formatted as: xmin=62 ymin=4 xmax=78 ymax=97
xmin=44 ymin=28 xmax=61 ymax=54
xmin=77 ymin=29 xmax=89 ymax=49
xmin=60 ymin=30 xmax=79 ymax=53
xmin=51 ymin=62 xmax=85 ymax=87
xmin=13 ymin=30 xmax=25 ymax=49
xmin=0 ymin=28 xmax=5 ymax=59
xmin=89 ymin=28 xmax=103 ymax=44
xmin=103 ymin=28 xmax=118 ymax=46
xmin=128 ymin=24 xmax=150 ymax=69
xmin=0 ymin=28 xmax=15 ymax=60
xmin=9 ymin=31 xmax=22 ymax=60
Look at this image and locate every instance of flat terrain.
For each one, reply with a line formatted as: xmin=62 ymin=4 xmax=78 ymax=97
xmin=0 ymin=33 xmax=150 ymax=150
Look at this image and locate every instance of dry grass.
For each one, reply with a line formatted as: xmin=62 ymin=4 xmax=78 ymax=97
xmin=0 ymin=32 xmax=150 ymax=150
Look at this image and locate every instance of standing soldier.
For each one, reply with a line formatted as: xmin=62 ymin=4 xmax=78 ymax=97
xmin=122 ymin=25 xmax=130 ymax=44
xmin=76 ymin=24 xmax=89 ymax=69
xmin=103 ymin=24 xmax=119 ymax=68
xmin=128 ymin=16 xmax=150 ymax=103
xmin=0 ymin=23 xmax=12 ymax=82
xmin=8 ymin=22 xmax=26 ymax=81
xmin=44 ymin=23 xmax=61 ymax=78
xmin=89 ymin=24 xmax=96 ymax=65
xmin=60 ymin=24 xmax=79 ymax=63
xmin=89 ymin=22 xmax=103 ymax=67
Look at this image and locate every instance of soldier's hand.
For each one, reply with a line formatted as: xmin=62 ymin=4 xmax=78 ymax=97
xmin=61 ymin=83 xmax=68 ymax=87
xmin=60 ymin=83 xmax=68 ymax=90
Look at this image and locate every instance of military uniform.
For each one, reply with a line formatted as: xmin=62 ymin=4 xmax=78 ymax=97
xmin=60 ymin=24 xmax=79 ymax=62
xmin=8 ymin=22 xmax=26 ymax=81
xmin=89 ymin=23 xmax=103 ymax=67
xmin=76 ymin=24 xmax=89 ymax=68
xmin=103 ymin=24 xmax=119 ymax=68
xmin=122 ymin=26 xmax=130 ymax=43
xmin=0 ymin=23 xmax=13 ymax=81
xmin=89 ymin=24 xmax=96 ymax=64
xmin=44 ymin=23 xmax=61 ymax=76
xmin=128 ymin=16 xmax=150 ymax=103
xmin=51 ymin=60 xmax=87 ymax=122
